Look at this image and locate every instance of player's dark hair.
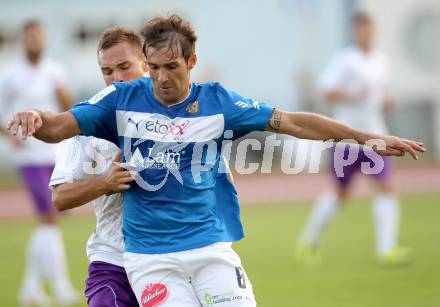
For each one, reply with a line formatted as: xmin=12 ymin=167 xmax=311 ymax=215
xmin=352 ymin=12 xmax=373 ymax=26
xmin=97 ymin=26 xmax=144 ymax=58
xmin=140 ymin=14 xmax=197 ymax=62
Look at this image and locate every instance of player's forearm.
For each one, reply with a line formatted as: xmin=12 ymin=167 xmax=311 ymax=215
xmin=276 ymin=111 xmax=377 ymax=144
xmin=52 ymin=176 xmax=109 ymax=211
xmin=56 ymin=86 xmax=74 ymax=111
xmin=33 ymin=110 xmax=80 ymax=143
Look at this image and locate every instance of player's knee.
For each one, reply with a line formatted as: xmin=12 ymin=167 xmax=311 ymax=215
xmin=37 ymin=212 xmax=58 ymax=224
xmin=377 ymin=180 xmax=395 ymax=193
xmin=51 ymin=188 xmax=68 ymax=211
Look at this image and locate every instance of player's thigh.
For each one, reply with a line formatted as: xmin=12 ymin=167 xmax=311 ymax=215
xmin=192 ymin=245 xmax=256 ymax=307
xmin=330 ymin=144 xmax=361 ymax=188
xmin=124 ymin=252 xmax=200 ymax=307
xmin=85 ymin=261 xmax=138 ymax=307
xmin=371 ymin=156 xmax=395 ymax=191
xmin=18 ymin=164 xmax=56 ymax=214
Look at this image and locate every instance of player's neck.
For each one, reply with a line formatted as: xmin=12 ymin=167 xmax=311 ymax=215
xmin=356 ymin=43 xmax=372 ymax=54
xmin=155 ymin=83 xmax=192 ymax=107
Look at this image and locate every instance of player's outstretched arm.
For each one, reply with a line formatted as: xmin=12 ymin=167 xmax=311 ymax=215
xmin=52 ymin=151 xmax=135 ymax=211
xmin=7 ymin=109 xmax=80 ymax=143
xmin=267 ymin=109 xmax=426 ymax=160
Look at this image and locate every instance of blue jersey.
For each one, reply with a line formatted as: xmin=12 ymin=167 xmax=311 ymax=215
xmin=71 ymin=77 xmax=273 ymax=253
xmin=214 ymin=173 xmax=244 ymax=242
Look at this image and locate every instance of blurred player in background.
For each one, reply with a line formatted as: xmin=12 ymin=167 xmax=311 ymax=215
xmin=7 ymin=15 xmax=425 ymax=306
xmin=296 ymin=12 xmax=411 ymax=267
xmin=49 ymin=27 xmax=145 ymax=307
xmin=0 ymin=20 xmax=79 ymax=305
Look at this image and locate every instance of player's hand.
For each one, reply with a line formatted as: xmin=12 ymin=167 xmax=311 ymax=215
xmin=103 ymin=151 xmax=136 ymax=194
xmin=371 ymin=135 xmax=426 ymax=160
xmin=7 ymin=110 xmax=43 ymax=140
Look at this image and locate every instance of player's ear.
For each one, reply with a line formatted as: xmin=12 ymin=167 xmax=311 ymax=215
xmin=188 ymin=53 xmax=197 ymax=70
xmin=142 ymin=57 xmax=148 ymax=74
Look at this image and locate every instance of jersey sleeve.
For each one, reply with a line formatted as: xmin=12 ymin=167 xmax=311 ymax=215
xmin=70 ymin=84 xmax=119 ymax=145
xmin=49 ymin=136 xmax=94 ymax=188
xmin=215 ymin=83 xmax=274 ymax=132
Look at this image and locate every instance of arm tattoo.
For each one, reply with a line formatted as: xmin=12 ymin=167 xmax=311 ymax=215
xmin=269 ymin=109 xmax=282 ymax=131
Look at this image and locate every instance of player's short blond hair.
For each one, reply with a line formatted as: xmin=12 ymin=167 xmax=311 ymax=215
xmin=97 ymin=26 xmax=144 ymax=59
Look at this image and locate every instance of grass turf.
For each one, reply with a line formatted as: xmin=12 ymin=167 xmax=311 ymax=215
xmin=0 ymin=193 xmax=438 ymax=306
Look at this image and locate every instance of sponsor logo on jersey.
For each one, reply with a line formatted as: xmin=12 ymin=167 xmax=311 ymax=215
xmin=204 ymin=292 xmax=251 ymax=305
xmin=117 ymin=111 xmax=224 ymax=142
xmin=130 ymin=145 xmax=182 ymax=170
xmin=127 ymin=117 xmax=190 ymax=139
xmin=127 ymin=117 xmax=142 ymax=131
xmin=185 ymin=100 xmax=199 ymax=113
xmin=141 ymin=283 xmax=168 ymax=307
xmin=234 ymin=100 xmax=260 ymax=110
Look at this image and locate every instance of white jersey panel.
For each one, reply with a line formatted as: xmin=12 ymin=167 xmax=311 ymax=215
xmin=116 ymin=110 xmax=224 ymax=142
xmin=319 ymin=47 xmax=391 ymax=134
xmin=50 ymin=136 xmax=125 ymax=267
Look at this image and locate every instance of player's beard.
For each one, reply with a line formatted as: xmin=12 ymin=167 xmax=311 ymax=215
xmin=26 ymin=50 xmax=43 ymax=65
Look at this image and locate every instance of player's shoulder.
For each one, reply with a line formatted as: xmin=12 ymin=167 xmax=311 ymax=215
xmin=74 ymin=135 xmax=109 ymax=146
xmin=60 ymin=135 xmax=91 ymax=149
xmin=41 ymin=58 xmax=64 ymax=70
xmin=114 ymin=75 xmax=149 ymax=91
xmin=334 ymin=46 xmax=359 ymax=62
xmin=0 ymin=60 xmax=23 ymax=77
xmin=195 ymin=82 xmax=240 ymax=111
xmin=196 ymin=81 xmax=232 ymax=98
xmin=88 ymin=84 xmax=117 ymax=104
xmin=59 ymin=135 xmax=115 ymax=154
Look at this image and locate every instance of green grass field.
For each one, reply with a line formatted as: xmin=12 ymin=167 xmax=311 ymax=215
xmin=0 ymin=193 xmax=439 ymax=307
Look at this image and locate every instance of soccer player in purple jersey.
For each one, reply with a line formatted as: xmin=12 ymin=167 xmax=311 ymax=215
xmin=0 ymin=20 xmax=78 ymax=306
xmin=49 ymin=27 xmax=146 ymax=307
xmin=296 ymin=13 xmax=413 ymax=267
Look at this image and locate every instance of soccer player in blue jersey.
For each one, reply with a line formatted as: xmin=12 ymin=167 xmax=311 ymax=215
xmin=8 ymin=15 xmax=425 ymax=307
xmin=49 ymin=26 xmax=243 ymax=307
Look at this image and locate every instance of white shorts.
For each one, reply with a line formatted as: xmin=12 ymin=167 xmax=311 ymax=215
xmin=124 ymin=242 xmax=256 ymax=307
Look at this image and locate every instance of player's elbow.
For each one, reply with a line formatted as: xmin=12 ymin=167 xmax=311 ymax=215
xmin=34 ymin=127 xmax=66 ymax=144
xmin=51 ymin=129 xmax=68 ymax=143
xmin=51 ymin=188 xmax=69 ymax=211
